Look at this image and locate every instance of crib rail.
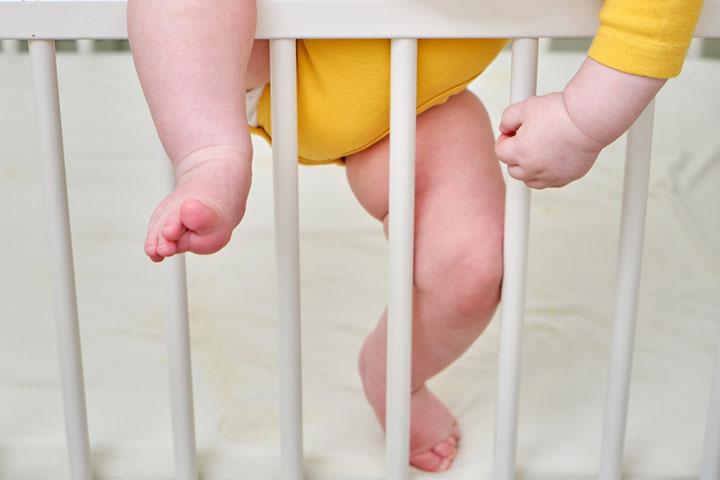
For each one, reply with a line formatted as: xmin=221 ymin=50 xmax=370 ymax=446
xmin=27 ymin=39 xmax=93 ymax=480
xmin=493 ymin=38 xmax=537 ymax=480
xmin=270 ymin=38 xmax=304 ymax=480
xmin=3 ymin=1 xmax=720 ymax=480
xmin=161 ymin=163 xmax=198 ymax=480
xmin=1 ymin=0 xmax=720 ymax=39
xmin=386 ymin=38 xmax=418 ymax=480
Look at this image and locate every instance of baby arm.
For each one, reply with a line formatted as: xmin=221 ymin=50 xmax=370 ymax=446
xmin=495 ymin=0 xmax=703 ymax=189
xmin=495 ymin=59 xmax=664 ymax=189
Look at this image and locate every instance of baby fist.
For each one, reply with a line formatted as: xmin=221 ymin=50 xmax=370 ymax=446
xmin=494 ymin=92 xmax=604 ymax=189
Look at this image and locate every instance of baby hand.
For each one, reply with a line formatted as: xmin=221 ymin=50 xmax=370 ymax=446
xmin=494 ymin=92 xmax=604 ymax=189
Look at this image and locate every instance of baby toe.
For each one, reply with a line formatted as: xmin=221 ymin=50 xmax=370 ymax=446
xmin=410 ymin=450 xmax=449 ymax=472
xmin=156 ymin=235 xmax=177 ymax=257
xmin=146 ymin=249 xmax=163 ymax=263
xmin=161 ymin=214 xmax=186 ymax=242
xmin=144 ymin=234 xmax=163 ymax=262
xmin=179 ymin=198 xmax=222 ymax=234
xmin=174 ymin=232 xmax=192 ymax=254
xmin=432 ymin=438 xmax=457 ymax=459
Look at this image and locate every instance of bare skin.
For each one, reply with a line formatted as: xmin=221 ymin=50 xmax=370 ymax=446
xmin=128 ymin=0 xmax=263 ymax=262
xmin=128 ymin=0 xmax=672 ymax=470
xmin=346 ymin=89 xmax=504 ymax=471
xmin=495 ymin=58 xmax=665 ymax=189
xmin=129 ymin=0 xmax=502 ymax=471
xmin=130 ymin=0 xmax=693 ymax=471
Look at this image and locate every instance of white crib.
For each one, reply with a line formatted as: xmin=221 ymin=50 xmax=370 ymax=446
xmin=1 ymin=1 xmax=719 ymax=479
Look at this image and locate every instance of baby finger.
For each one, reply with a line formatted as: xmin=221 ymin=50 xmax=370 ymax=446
xmin=525 ymin=178 xmax=549 ymax=190
xmin=494 ymin=137 xmax=517 ymax=166
xmin=507 ymin=165 xmax=527 ymax=181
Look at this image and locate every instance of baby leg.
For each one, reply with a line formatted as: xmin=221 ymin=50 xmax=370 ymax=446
xmin=345 ymin=90 xmax=504 ymax=471
xmin=128 ymin=0 xmax=268 ymax=261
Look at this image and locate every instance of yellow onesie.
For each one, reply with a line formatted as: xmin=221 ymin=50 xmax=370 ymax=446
xmin=250 ymin=38 xmax=507 ymax=165
xmin=250 ymin=0 xmax=703 ymax=165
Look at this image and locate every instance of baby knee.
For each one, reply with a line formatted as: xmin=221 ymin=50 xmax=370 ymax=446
xmin=415 ymin=237 xmax=503 ymax=317
xmin=448 ymin=251 xmax=502 ymax=317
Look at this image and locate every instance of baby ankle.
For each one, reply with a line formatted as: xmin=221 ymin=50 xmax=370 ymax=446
xmin=174 ymin=143 xmax=252 ymax=177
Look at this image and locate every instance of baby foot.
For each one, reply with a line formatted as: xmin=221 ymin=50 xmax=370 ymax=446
xmin=359 ymin=345 xmax=462 ymax=472
xmin=404 ymin=385 xmax=462 ymax=471
xmin=145 ymin=145 xmax=252 ymax=262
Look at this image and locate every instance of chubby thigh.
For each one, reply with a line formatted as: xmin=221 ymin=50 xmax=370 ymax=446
xmin=253 ymin=38 xmax=508 ymax=165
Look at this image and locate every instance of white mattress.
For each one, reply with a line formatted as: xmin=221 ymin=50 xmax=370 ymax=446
xmin=0 ymin=49 xmax=718 ymax=479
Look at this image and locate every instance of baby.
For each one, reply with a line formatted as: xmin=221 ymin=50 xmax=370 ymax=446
xmin=127 ymin=0 xmax=702 ymax=472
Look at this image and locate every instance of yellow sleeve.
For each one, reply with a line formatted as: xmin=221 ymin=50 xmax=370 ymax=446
xmin=588 ymin=0 xmax=704 ymax=78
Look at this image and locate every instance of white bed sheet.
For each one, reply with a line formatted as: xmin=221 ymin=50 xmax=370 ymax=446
xmin=0 ymin=50 xmax=718 ymax=479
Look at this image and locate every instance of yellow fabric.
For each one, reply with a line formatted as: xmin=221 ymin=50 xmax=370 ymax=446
xmin=250 ymin=38 xmax=507 ymax=165
xmin=588 ymin=0 xmax=704 ymax=78
xmin=250 ymin=1 xmax=704 ymax=163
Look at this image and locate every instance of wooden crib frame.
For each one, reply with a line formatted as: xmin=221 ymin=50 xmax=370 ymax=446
xmin=1 ymin=1 xmax=719 ymax=479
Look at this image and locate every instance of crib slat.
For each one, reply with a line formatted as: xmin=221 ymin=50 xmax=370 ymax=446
xmin=700 ymin=332 xmax=720 ymax=480
xmin=386 ymin=37 xmax=417 ymax=480
xmin=28 ymin=39 xmax=93 ymax=480
xmin=492 ymin=38 xmax=538 ymax=480
xmin=161 ymin=150 xmax=198 ymax=480
xmin=598 ymin=100 xmax=655 ymax=480
xmin=270 ymin=38 xmax=304 ymax=480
